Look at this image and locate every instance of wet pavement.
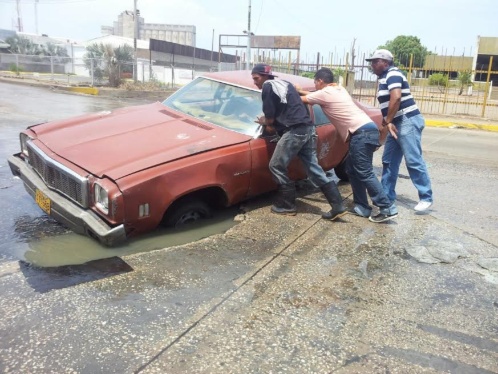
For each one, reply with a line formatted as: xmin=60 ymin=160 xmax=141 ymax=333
xmin=1 ymin=79 xmax=498 ymax=373
xmin=1 ymin=183 xmax=497 ymax=373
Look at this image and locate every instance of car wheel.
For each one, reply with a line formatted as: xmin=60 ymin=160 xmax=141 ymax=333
xmin=334 ymin=156 xmax=350 ymax=182
xmin=163 ymin=199 xmax=212 ymax=228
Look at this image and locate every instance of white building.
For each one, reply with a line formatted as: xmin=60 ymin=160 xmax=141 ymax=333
xmin=101 ymin=11 xmax=196 ymax=47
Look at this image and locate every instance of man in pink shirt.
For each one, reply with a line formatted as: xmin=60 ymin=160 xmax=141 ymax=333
xmin=296 ymin=68 xmax=397 ymax=222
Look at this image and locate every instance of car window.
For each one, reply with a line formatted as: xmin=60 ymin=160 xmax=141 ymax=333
xmin=312 ymin=105 xmax=330 ymax=127
xmin=162 ymin=78 xmax=263 ymax=137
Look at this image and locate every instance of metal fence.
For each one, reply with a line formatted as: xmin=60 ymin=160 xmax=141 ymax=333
xmin=1 ymin=51 xmax=497 ymax=120
xmin=274 ymin=51 xmax=498 ymax=120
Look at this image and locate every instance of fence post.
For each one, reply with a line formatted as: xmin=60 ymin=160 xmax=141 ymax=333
xmin=90 ymin=59 xmax=94 ymax=87
xmin=408 ymin=53 xmax=413 ymax=84
xmin=481 ymin=56 xmax=493 ymax=117
xmin=358 ymin=52 xmax=365 ymax=101
xmin=50 ymin=56 xmax=54 ymax=81
xmin=442 ymin=55 xmax=453 ymax=114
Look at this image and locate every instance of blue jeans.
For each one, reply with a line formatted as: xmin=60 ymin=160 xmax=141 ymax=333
xmin=269 ymin=126 xmax=329 ymax=187
xmin=382 ymin=114 xmax=433 ymax=202
xmin=347 ymin=125 xmax=395 ymax=215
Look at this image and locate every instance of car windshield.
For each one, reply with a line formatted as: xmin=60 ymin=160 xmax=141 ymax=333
xmin=162 ymin=77 xmax=263 ymax=137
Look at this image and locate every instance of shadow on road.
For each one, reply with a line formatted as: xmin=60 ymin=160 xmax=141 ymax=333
xmin=18 ymin=256 xmax=133 ymax=293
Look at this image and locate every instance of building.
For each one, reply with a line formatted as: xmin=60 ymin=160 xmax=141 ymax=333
xmin=423 ymin=36 xmax=498 ymax=83
xmin=101 ymin=11 xmax=196 ymax=47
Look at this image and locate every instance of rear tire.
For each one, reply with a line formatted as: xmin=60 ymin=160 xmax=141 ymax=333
xmin=163 ymin=199 xmax=212 ymax=229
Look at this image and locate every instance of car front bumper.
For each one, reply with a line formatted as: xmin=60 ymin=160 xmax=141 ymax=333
xmin=8 ymin=154 xmax=126 ymax=247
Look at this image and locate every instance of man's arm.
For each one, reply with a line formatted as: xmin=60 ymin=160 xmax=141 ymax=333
xmin=255 ymin=116 xmax=275 ymax=126
xmin=384 ymin=87 xmax=401 ymax=139
xmin=294 ymin=85 xmax=311 ymax=103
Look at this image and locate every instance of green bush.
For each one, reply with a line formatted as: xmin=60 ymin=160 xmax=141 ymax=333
xmin=428 ymin=73 xmax=448 ymax=93
xmin=9 ymin=63 xmax=24 ymax=75
xmin=428 ymin=73 xmax=448 ymax=86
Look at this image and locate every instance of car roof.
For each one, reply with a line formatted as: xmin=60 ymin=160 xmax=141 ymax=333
xmin=202 ymin=69 xmax=316 ymax=91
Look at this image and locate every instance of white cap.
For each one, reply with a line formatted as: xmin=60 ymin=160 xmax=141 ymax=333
xmin=365 ymin=49 xmax=393 ymax=61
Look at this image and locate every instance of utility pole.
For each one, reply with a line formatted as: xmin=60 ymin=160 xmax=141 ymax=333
xmin=133 ymin=0 xmax=138 ymax=82
xmin=210 ymin=29 xmax=214 ymax=67
xmin=16 ymin=0 xmax=23 ymax=32
xmin=35 ymin=0 xmax=39 ymax=35
xmin=246 ymin=0 xmax=251 ymax=70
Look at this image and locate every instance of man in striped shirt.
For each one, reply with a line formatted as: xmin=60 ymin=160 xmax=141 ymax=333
xmin=367 ymin=49 xmax=433 ymax=213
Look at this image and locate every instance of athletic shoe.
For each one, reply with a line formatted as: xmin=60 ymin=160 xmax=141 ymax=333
xmin=347 ymin=206 xmax=371 ymax=218
xmin=414 ymin=201 xmax=432 ymax=212
xmin=368 ymin=212 xmax=398 ymax=223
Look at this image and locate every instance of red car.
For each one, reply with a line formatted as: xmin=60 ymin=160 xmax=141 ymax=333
xmin=8 ymin=70 xmax=382 ymax=246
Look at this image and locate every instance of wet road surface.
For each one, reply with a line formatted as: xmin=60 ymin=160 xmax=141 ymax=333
xmin=0 ymin=81 xmax=497 ymax=373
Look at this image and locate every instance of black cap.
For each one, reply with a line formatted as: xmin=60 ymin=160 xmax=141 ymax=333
xmin=251 ymin=63 xmax=277 ymax=77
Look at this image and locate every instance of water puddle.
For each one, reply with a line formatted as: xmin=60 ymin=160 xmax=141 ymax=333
xmin=16 ymin=207 xmax=240 ymax=267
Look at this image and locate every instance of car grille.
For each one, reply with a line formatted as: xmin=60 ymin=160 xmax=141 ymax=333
xmin=27 ymin=142 xmax=89 ymax=207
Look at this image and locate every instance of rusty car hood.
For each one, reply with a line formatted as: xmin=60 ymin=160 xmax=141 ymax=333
xmin=31 ymin=102 xmax=252 ymax=180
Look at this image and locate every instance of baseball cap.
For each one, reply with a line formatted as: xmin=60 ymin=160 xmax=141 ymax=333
xmin=251 ymin=63 xmax=277 ymax=77
xmin=365 ymin=49 xmax=393 ymax=62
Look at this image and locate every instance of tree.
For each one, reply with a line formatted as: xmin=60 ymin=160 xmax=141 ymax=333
xmin=6 ymin=35 xmax=42 ymax=55
xmin=42 ymin=42 xmax=69 ymax=58
xmin=83 ymin=43 xmax=133 ymax=87
xmin=457 ymin=70 xmax=473 ymax=95
xmin=377 ymin=35 xmax=431 ymax=68
xmin=428 ymin=73 xmax=448 ymax=93
xmin=5 ymin=35 xmax=69 ymax=58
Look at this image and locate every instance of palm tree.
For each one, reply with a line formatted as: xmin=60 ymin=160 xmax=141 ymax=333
xmin=83 ymin=43 xmax=133 ymax=87
xmin=6 ymin=35 xmax=42 ymax=55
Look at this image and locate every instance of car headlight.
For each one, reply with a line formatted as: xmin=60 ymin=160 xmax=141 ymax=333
xmin=20 ymin=133 xmax=31 ymax=156
xmin=94 ymin=183 xmax=109 ymax=214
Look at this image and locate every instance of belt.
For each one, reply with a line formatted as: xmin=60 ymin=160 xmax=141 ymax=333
xmin=350 ymin=127 xmax=378 ymax=137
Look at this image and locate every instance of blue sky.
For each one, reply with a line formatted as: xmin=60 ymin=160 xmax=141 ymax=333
xmin=0 ymin=0 xmax=496 ymax=63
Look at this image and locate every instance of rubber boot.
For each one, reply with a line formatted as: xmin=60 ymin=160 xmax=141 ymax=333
xmin=320 ymin=181 xmax=347 ymax=220
xmin=271 ymin=183 xmax=297 ymax=216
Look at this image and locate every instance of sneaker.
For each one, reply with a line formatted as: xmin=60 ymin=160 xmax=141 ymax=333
xmin=414 ymin=201 xmax=432 ymax=212
xmin=368 ymin=212 xmax=398 ymax=223
xmin=347 ymin=206 xmax=371 ymax=218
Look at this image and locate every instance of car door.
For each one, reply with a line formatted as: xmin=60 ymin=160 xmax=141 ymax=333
xmin=311 ymin=104 xmax=348 ymax=171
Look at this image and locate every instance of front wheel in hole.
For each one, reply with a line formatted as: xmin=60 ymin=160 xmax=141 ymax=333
xmin=163 ymin=199 xmax=212 ymax=229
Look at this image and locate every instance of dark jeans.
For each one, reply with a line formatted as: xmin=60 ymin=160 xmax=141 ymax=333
xmin=347 ymin=125 xmax=394 ymax=214
xmin=269 ymin=125 xmax=329 ymax=187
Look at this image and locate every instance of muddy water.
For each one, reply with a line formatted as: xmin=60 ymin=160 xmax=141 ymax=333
xmin=18 ymin=207 xmax=239 ymax=267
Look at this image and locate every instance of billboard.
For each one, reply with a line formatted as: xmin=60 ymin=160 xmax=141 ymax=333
xmin=251 ymin=36 xmax=301 ymax=50
xmin=219 ymin=35 xmax=301 ymax=50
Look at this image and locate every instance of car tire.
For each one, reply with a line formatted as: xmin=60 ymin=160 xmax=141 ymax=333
xmin=334 ymin=156 xmax=350 ymax=182
xmin=163 ymin=199 xmax=213 ymax=228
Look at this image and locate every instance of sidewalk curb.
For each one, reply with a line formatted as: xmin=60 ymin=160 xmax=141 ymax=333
xmin=425 ymin=119 xmax=498 ymax=132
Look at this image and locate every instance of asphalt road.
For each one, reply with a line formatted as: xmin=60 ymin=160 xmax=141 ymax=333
xmin=1 ymin=81 xmax=497 ymax=373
